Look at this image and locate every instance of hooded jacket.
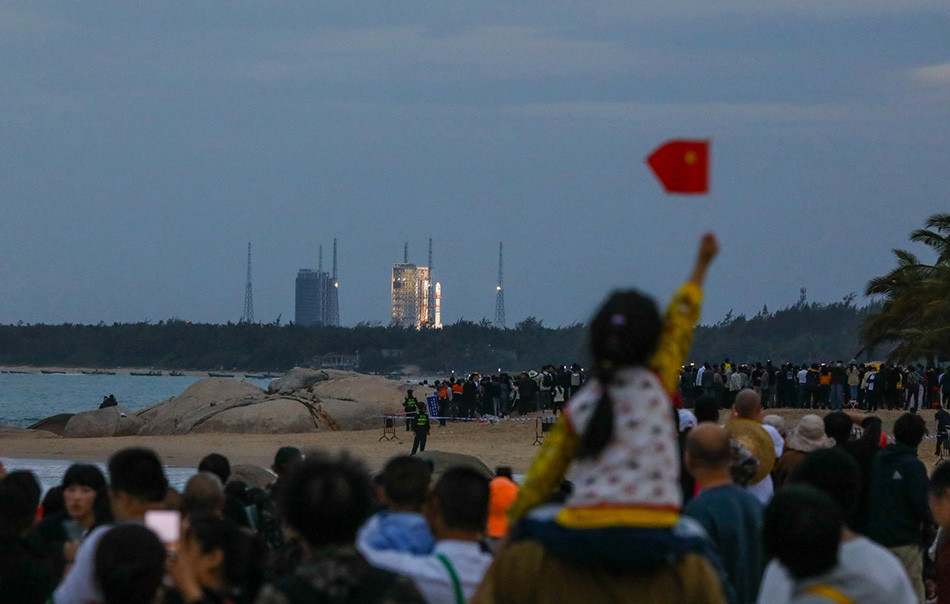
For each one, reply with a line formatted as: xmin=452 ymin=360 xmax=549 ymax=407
xmin=867 ymin=443 xmax=930 ymax=547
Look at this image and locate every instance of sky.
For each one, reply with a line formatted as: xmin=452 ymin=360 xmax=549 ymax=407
xmin=1 ymin=2 xmax=949 ymax=328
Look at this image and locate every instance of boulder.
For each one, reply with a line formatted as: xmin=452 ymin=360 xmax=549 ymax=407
xmin=137 ymin=378 xmax=266 ymax=436
xmin=63 ymin=406 xmax=144 ymax=438
xmin=27 ymin=413 xmax=75 ymax=436
xmin=267 ymin=367 xmax=330 ymax=394
xmin=0 ymin=425 xmax=60 ymax=439
xmin=415 ymin=450 xmax=493 ymax=480
xmin=229 ymin=464 xmax=275 ymax=490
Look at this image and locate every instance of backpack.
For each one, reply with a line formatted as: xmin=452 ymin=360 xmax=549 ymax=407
xmin=571 ymin=372 xmax=581 ymax=387
xmin=805 ymin=370 xmax=820 ymax=387
xmin=906 ymin=371 xmax=920 ymax=387
xmin=542 ymin=373 xmax=553 ymax=388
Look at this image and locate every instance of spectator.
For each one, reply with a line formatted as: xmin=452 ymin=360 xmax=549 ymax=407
xmin=182 ymin=472 xmax=227 ymax=518
xmin=55 ymin=447 xmax=169 ymax=604
xmin=763 ymin=486 xmax=844 ymax=600
xmin=167 ymin=513 xmax=263 ymax=604
xmin=94 ymin=524 xmax=166 ymax=604
xmin=198 ymin=452 xmax=251 ymax=528
xmin=0 ymin=470 xmax=60 ymax=604
xmin=928 ymin=462 xmax=950 ymax=604
xmin=772 ymin=414 xmax=834 ymax=490
xmin=730 ymin=389 xmax=784 ymax=504
xmin=684 ymin=422 xmax=764 ymax=603
xmin=358 ymin=455 xmax=435 ymax=555
xmin=868 ymin=413 xmax=930 ymax=602
xmin=255 ymin=451 xmax=423 ymax=603
xmin=486 ymin=466 xmax=519 ymax=546
xmin=360 ymin=466 xmax=494 ymax=603
xmin=757 ymin=448 xmax=915 ymax=604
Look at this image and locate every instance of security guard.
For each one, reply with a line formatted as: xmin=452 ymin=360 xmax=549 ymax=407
xmin=403 ymin=389 xmax=418 ymax=431
xmin=411 ymin=406 xmax=430 ymax=455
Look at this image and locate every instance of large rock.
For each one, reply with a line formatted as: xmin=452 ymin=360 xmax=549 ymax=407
xmin=267 ymin=367 xmax=330 ymax=394
xmin=136 ymin=372 xmax=412 ymax=435
xmin=0 ymin=425 xmax=60 ymax=439
xmin=137 ymin=378 xmax=266 ymax=436
xmin=229 ymin=464 xmax=275 ymax=490
xmin=27 ymin=413 xmax=74 ymax=436
xmin=63 ymin=406 xmax=144 ymax=438
xmin=415 ymin=450 xmax=493 ymax=480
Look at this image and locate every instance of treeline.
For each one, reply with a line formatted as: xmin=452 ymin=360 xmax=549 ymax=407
xmin=0 ymin=297 xmax=884 ymax=374
xmin=0 ymin=318 xmax=588 ymax=374
xmin=690 ymin=293 xmax=883 ymax=364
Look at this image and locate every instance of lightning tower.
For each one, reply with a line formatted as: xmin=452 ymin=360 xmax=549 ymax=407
xmin=242 ymin=242 xmax=254 ymax=323
xmin=495 ymin=242 xmax=506 ymax=328
xmin=327 ymin=238 xmax=340 ymax=326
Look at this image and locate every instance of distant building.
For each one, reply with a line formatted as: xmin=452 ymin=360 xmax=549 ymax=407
xmin=391 ymin=263 xmax=433 ymax=328
xmin=295 ymin=269 xmax=338 ymax=326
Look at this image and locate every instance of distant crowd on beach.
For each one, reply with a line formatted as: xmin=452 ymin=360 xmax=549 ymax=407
xmin=679 ymin=360 xmax=950 ymax=412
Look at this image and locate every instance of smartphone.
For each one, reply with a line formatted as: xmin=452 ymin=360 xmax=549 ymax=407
xmin=144 ymin=510 xmax=181 ymax=551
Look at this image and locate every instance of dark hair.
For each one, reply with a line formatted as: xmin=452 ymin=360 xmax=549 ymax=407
xmin=185 ymin=514 xmax=259 ymax=597
xmin=495 ymin=466 xmax=514 ymax=480
xmin=198 ymin=453 xmax=231 ymax=484
xmin=108 ymin=448 xmax=168 ymax=503
xmin=0 ymin=470 xmax=41 ymax=536
xmin=42 ymin=485 xmax=65 ymax=518
xmin=95 ymin=524 xmax=166 ymax=604
xmin=579 ymin=289 xmax=662 ymax=459
xmin=930 ymin=462 xmax=950 ymax=496
xmin=789 ymin=448 xmax=861 ymax=525
xmin=182 ymin=472 xmax=225 ymax=517
xmin=432 ymin=466 xmax=490 ymax=533
xmin=694 ymin=398 xmax=720 ymax=424
xmin=63 ymin=463 xmax=113 ymax=527
xmin=277 ymin=451 xmax=373 ymax=548
xmin=823 ymin=412 xmax=853 ymax=446
xmin=893 ymin=413 xmax=927 ymax=447
xmin=764 ymin=485 xmax=842 ymax=580
xmin=380 ymin=456 xmax=432 ymax=508
xmin=273 ymin=446 xmax=303 ymax=475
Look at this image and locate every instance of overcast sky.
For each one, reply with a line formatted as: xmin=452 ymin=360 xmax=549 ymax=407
xmin=1 ymin=2 xmax=948 ymax=327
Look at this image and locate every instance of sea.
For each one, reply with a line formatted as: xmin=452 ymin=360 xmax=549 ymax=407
xmin=0 ymin=372 xmax=273 ymax=492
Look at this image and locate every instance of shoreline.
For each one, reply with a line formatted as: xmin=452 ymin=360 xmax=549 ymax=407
xmin=0 ymin=365 xmax=221 ymax=377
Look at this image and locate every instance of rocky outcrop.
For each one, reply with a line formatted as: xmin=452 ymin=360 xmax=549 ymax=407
xmin=135 ymin=373 xmax=407 ymax=435
xmin=267 ymin=367 xmax=330 ymax=394
xmin=63 ymin=406 xmax=144 ymax=438
xmin=27 ymin=413 xmax=74 ymax=436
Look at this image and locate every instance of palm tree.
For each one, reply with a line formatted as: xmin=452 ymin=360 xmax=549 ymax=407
xmin=861 ymin=214 xmax=950 ymax=364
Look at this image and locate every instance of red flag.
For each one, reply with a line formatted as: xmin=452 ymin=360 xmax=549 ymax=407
xmin=646 ymin=139 xmax=709 ymax=194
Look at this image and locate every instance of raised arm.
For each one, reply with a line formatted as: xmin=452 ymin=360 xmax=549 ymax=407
xmin=649 ymin=233 xmax=719 ymax=393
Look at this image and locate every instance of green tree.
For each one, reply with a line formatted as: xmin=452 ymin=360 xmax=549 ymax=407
xmin=861 ymin=213 xmax=950 ymax=364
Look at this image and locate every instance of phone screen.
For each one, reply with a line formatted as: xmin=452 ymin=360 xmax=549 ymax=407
xmin=144 ymin=510 xmax=181 ymax=548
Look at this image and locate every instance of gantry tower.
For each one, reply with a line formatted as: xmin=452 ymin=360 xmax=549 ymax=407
xmin=495 ymin=242 xmax=506 ymax=328
xmin=242 ymin=242 xmax=255 ymax=323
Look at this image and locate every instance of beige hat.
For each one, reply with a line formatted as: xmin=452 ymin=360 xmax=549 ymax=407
xmin=787 ymin=414 xmax=835 ymax=453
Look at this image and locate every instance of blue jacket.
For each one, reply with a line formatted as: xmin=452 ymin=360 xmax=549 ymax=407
xmin=868 ymin=443 xmax=930 ymax=547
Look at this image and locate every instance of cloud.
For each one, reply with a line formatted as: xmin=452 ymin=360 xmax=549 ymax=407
xmin=910 ymin=62 xmax=950 ymax=85
xmin=501 ymin=101 xmax=856 ymax=124
xmin=234 ymin=25 xmax=647 ymax=83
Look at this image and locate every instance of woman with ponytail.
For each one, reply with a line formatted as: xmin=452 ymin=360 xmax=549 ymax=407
xmin=474 ymin=234 xmax=727 ymax=604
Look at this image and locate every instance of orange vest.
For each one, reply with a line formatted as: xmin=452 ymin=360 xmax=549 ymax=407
xmin=487 ymin=477 xmax=519 ymax=537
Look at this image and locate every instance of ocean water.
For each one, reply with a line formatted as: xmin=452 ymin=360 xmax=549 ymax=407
xmin=0 ymin=373 xmax=272 ymax=428
xmin=0 ymin=373 xmax=272 ymax=492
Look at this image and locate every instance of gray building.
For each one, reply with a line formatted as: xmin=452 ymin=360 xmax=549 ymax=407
xmin=295 ymin=268 xmax=336 ymax=326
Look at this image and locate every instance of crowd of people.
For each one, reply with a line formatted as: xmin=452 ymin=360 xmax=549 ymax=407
xmin=4 ymin=232 xmax=950 ymax=603
xmin=681 ymin=360 xmax=950 ymax=412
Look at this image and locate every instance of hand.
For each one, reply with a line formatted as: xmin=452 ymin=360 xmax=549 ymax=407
xmin=697 ymin=233 xmax=719 ymax=266
xmin=63 ymin=540 xmax=80 ymax=564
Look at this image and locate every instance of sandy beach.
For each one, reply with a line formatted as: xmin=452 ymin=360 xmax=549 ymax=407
xmin=2 ymin=407 xmax=944 ymax=476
